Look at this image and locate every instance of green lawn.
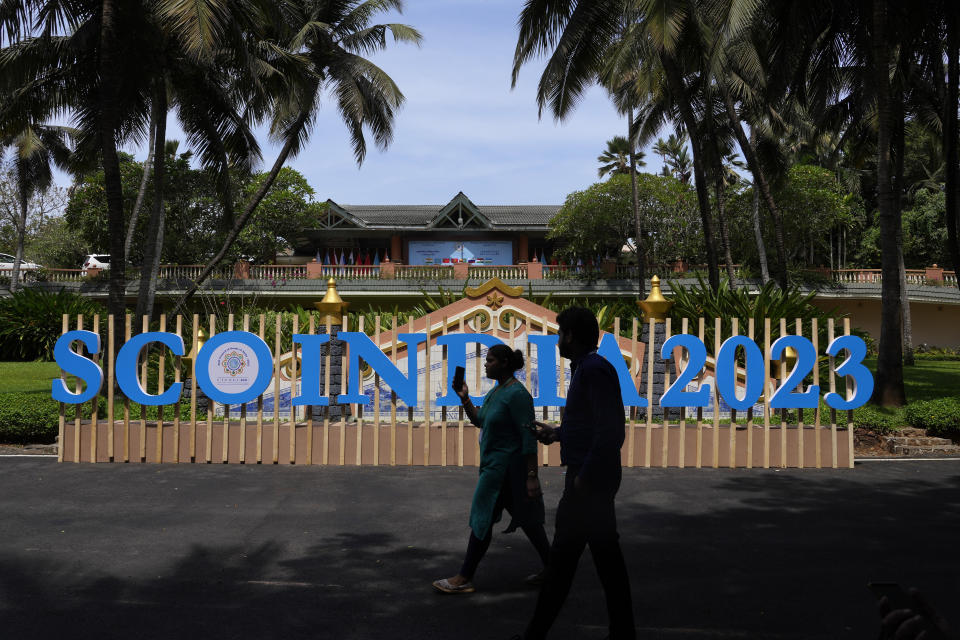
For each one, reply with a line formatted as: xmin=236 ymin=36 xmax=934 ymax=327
xmin=863 ymin=358 xmax=960 ymax=403
xmin=0 ymin=361 xmax=74 ymax=394
xmin=0 ymin=361 xmax=199 ymax=423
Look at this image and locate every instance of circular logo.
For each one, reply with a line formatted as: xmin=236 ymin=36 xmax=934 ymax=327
xmin=208 ymin=341 xmax=260 ymax=395
xmin=222 ymin=351 xmax=246 ymax=376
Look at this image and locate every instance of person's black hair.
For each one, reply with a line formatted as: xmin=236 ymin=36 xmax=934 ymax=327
xmin=556 ymin=306 xmax=599 ymax=348
xmin=488 ymin=343 xmax=524 ymax=373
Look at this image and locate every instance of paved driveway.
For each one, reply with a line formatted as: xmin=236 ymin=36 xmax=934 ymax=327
xmin=0 ymin=459 xmax=957 ymax=639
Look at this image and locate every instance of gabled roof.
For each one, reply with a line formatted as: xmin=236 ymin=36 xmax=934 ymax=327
xmin=320 ymin=201 xmax=371 ymax=229
xmin=427 ymin=192 xmax=492 ymax=229
xmin=325 ymin=192 xmax=558 ymax=229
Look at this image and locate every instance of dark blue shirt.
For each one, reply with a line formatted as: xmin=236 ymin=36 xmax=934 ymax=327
xmin=557 ymin=350 xmax=625 ymax=491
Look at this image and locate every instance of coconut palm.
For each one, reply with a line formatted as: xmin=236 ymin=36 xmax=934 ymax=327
xmin=173 ymin=0 xmax=422 ymax=310
xmin=653 ymin=134 xmax=693 ymax=184
xmin=513 ymin=0 xmax=727 ymax=291
xmin=0 ymin=0 xmax=148 ymax=321
xmin=0 ymin=1 xmax=265 ymax=322
xmin=0 ymin=123 xmax=72 ymax=290
xmin=597 ymin=135 xmax=645 ymax=178
xmin=132 ymin=1 xmax=287 ymax=320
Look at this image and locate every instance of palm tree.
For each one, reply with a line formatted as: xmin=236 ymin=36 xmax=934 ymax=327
xmin=0 ymin=123 xmax=72 ymax=290
xmin=653 ymin=134 xmax=693 ymax=184
xmin=133 ymin=1 xmax=280 ymax=320
xmin=600 ymin=12 xmax=652 ymax=297
xmin=944 ymin=7 xmax=960 ymax=294
xmin=0 ymin=1 xmax=188 ymax=323
xmin=173 ymin=0 xmax=422 ymax=310
xmin=597 ymin=135 xmax=645 ymax=178
xmin=512 ymin=0 xmax=725 ymax=291
xmin=709 ymin=147 xmax=746 ymax=284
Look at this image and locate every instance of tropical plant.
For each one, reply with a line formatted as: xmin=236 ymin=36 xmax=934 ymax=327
xmin=174 ymin=0 xmax=423 ymax=312
xmin=0 ymin=288 xmax=105 ymax=360
xmin=666 ymin=274 xmax=859 ymax=384
xmin=0 ymin=125 xmax=72 ymax=290
xmin=653 ymin=134 xmax=693 ymax=184
xmin=597 ymin=135 xmax=645 ymax=178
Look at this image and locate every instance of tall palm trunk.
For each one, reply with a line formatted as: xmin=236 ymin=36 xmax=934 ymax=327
xmin=136 ymin=80 xmax=167 ymax=320
xmin=628 ymin=105 xmax=645 ymax=297
xmin=662 ymin=55 xmax=720 ymax=292
xmin=714 ymin=177 xmax=736 ymax=284
xmin=748 ymin=130 xmax=770 ymax=284
xmin=894 ymin=91 xmax=913 ymax=367
xmin=898 ymin=248 xmax=913 ymax=365
xmin=99 ymin=0 xmax=127 ymax=332
xmin=751 ymin=185 xmax=769 ymax=283
xmin=720 ymin=86 xmax=788 ymax=289
xmin=870 ymin=0 xmax=906 ymax=406
xmin=10 ymin=194 xmax=28 ymax=291
xmin=125 ymin=105 xmax=157 ymax=260
xmin=946 ymin=11 xmax=960 ymax=293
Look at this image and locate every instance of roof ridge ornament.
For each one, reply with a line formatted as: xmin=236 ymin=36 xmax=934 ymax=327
xmin=465 ymin=277 xmax=524 ymax=299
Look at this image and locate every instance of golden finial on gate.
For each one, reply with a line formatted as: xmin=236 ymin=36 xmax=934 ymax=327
xmin=314 ymin=278 xmax=350 ymax=325
xmin=637 ymin=275 xmax=673 ymax=322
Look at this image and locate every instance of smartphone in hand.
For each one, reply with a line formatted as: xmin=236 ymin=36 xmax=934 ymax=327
xmin=868 ymin=582 xmax=913 ymax=612
xmin=452 ymin=365 xmax=466 ymax=392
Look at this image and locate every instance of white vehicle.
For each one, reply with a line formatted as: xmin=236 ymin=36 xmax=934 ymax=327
xmin=82 ymin=254 xmax=110 ymax=272
xmin=0 ymin=253 xmax=42 ymax=270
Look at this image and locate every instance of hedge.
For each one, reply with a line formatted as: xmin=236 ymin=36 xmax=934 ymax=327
xmin=904 ymin=397 xmax=960 ymax=438
xmin=0 ymin=394 xmax=207 ymax=445
xmin=0 ymin=393 xmax=61 ymax=444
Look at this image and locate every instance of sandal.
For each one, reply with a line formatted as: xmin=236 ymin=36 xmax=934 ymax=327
xmin=432 ymin=577 xmax=476 ymax=594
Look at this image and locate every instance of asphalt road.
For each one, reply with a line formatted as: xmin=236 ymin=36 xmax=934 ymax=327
xmin=0 ymin=458 xmax=957 ymax=640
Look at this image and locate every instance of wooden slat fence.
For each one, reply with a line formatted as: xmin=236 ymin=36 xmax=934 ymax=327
xmin=56 ymin=313 xmax=855 ymax=468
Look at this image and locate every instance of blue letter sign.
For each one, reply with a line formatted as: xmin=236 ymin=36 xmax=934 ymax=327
xmin=52 ymin=328 xmax=873 ymax=411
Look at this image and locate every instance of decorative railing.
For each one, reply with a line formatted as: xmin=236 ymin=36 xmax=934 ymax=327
xmin=156 ymin=265 xmax=234 ymax=280
xmin=311 ymin=265 xmax=380 ymax=279
xmin=0 ymin=268 xmax=87 ymax=282
xmin=251 ymin=264 xmax=308 ymax=280
xmin=395 ymin=265 xmax=455 ymax=280
xmin=833 ymin=268 xmax=956 ymax=286
xmin=157 ymin=265 xmax=207 ymax=280
xmin=542 ymin=264 xmax=574 ymax=279
xmin=5 ymin=263 xmax=959 ymax=289
xmin=468 ymin=264 xmax=527 ymax=280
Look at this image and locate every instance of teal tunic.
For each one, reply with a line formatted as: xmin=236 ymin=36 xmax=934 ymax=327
xmin=468 ymin=380 xmax=541 ymax=539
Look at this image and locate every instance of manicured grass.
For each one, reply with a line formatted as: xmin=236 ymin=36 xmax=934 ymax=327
xmin=0 ymin=361 xmax=75 ymax=394
xmin=863 ymin=358 xmax=960 ymax=403
xmin=899 ymin=359 xmax=960 ymax=403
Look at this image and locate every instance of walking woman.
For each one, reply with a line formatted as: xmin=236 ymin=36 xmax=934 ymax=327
xmin=432 ymin=344 xmax=550 ymax=594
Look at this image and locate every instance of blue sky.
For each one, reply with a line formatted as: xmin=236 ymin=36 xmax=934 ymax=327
xmin=119 ymin=0 xmax=664 ymax=206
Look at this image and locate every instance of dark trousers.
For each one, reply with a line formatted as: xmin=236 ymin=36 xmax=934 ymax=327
xmin=460 ymin=473 xmax=551 ymax=580
xmin=524 ymin=468 xmax=635 ymax=640
xmin=459 ymin=521 xmax=550 ymax=580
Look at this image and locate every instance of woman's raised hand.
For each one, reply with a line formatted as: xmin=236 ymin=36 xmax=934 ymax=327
xmin=456 ymin=383 xmax=471 ymax=401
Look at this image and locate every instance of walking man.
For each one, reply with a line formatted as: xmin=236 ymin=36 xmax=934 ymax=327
xmin=515 ymin=306 xmax=635 ymax=640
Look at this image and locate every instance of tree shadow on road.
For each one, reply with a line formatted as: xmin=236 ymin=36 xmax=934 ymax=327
xmin=0 ymin=466 xmax=957 ymax=639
